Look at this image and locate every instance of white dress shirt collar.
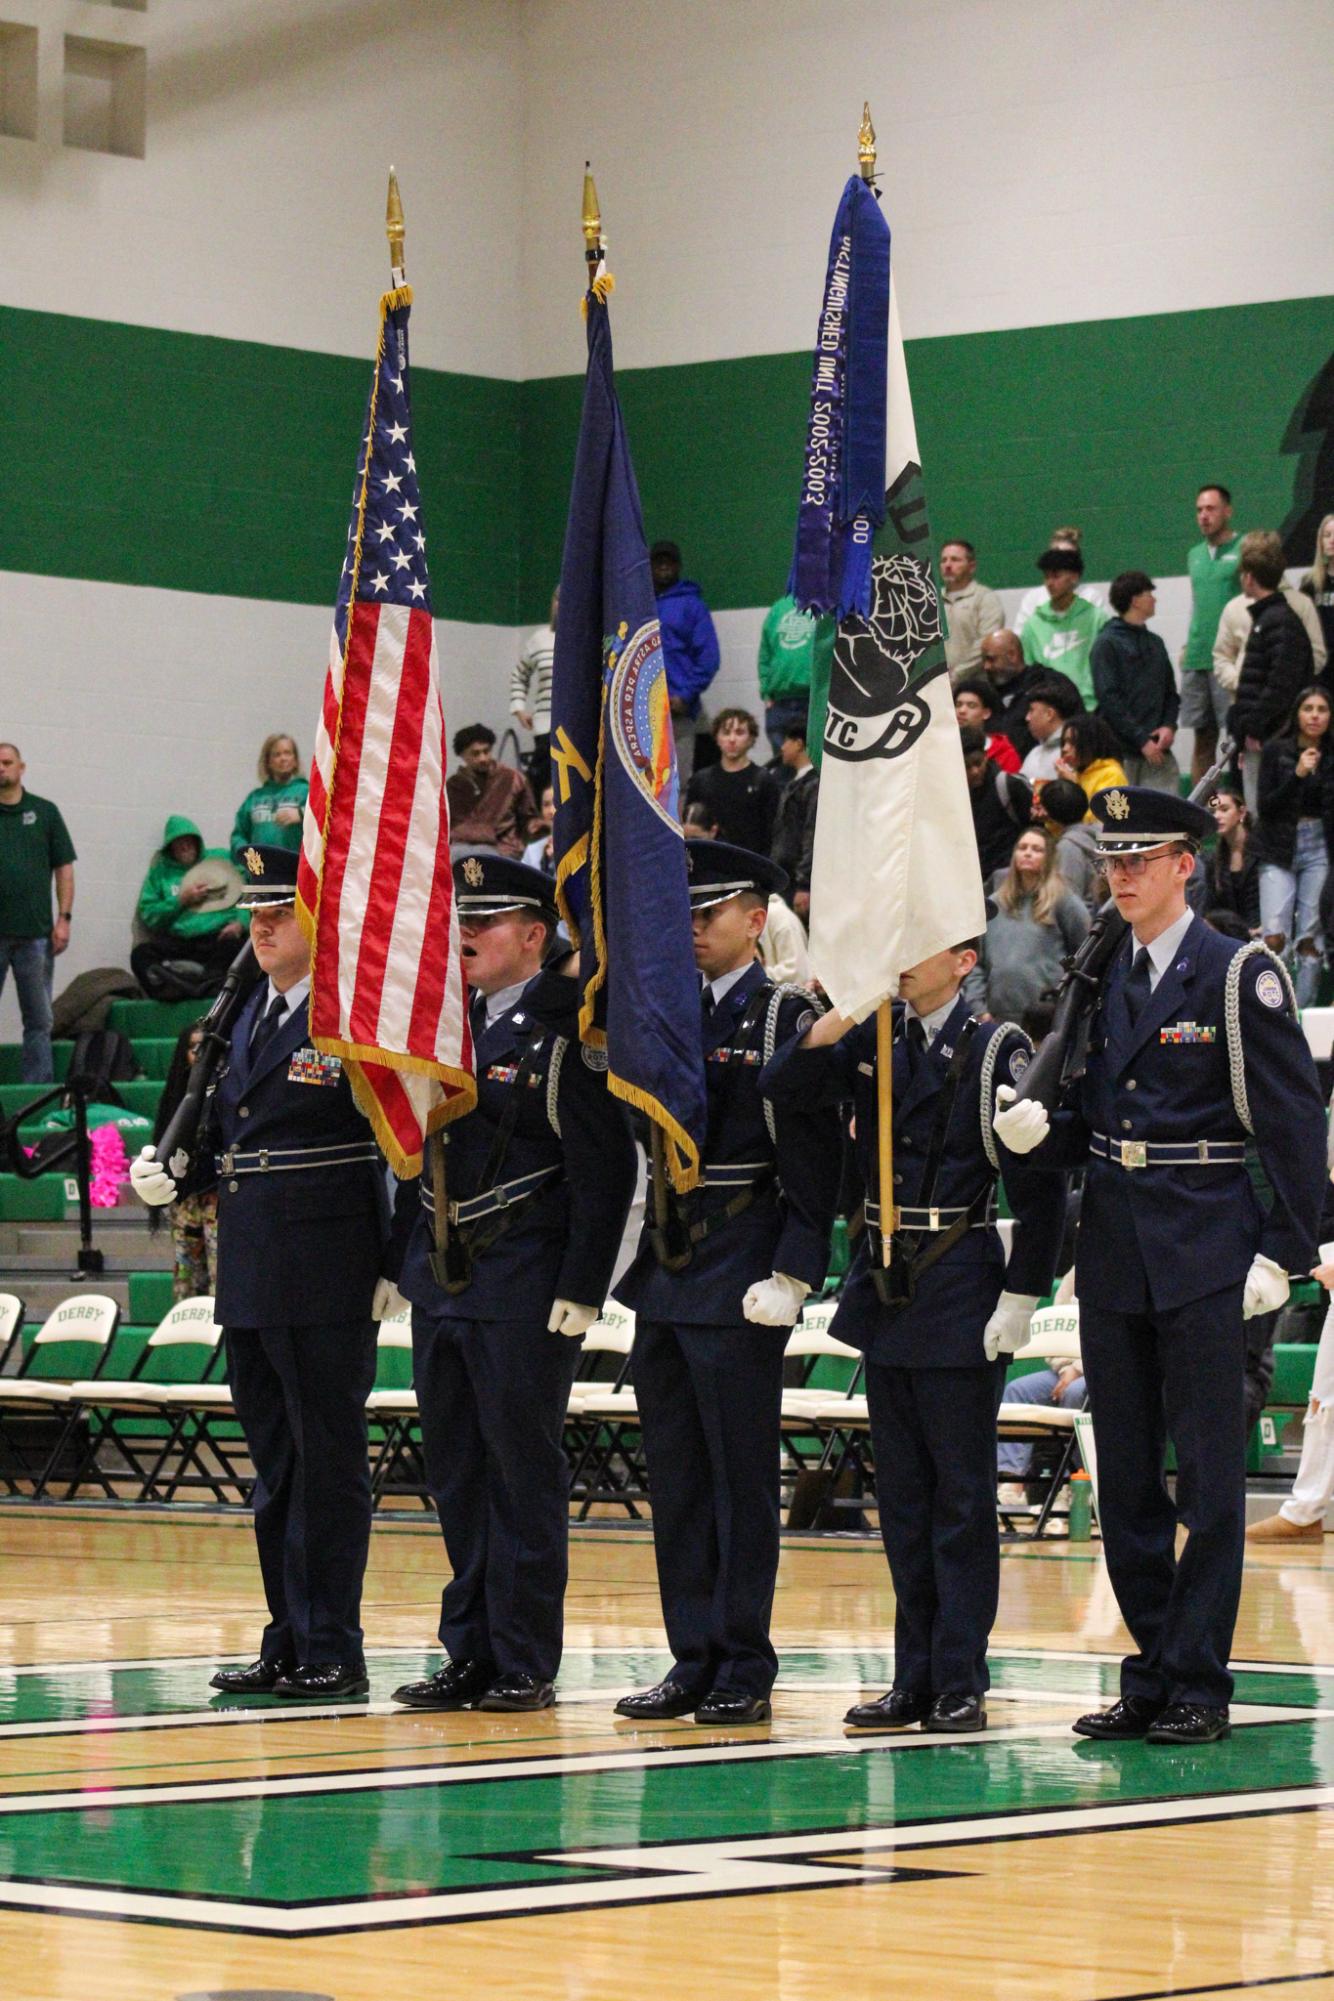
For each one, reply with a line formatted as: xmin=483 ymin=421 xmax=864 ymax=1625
xmin=1132 ymin=906 xmax=1194 ymax=991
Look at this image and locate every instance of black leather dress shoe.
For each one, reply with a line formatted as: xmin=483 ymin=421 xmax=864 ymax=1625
xmin=272 ymin=1660 xmax=370 ymax=1700
xmin=1145 ymin=1701 xmax=1230 ymax=1744
xmin=694 ymin=1690 xmax=772 ymax=1726
xmin=614 ymin=1680 xmax=701 ymax=1721
xmin=924 ymin=1692 xmax=986 ymax=1733
xmin=844 ymin=1687 xmax=933 ymax=1732
xmin=1072 ymin=1694 xmax=1164 ymax=1740
xmin=392 ymin=1658 xmax=496 ymax=1709
xmin=477 ymin=1671 xmax=555 ymax=1712
xmin=209 ymin=1656 xmax=293 ymax=1694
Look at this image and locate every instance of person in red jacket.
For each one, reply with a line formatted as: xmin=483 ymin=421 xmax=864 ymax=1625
xmin=954 ymin=679 xmax=1022 ymax=772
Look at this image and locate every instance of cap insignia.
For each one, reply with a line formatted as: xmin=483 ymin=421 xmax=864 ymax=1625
xmin=243 ymin=847 xmax=265 ymax=876
xmin=1105 ymin=790 xmax=1130 ymax=822
xmin=463 ymin=857 xmax=485 ymax=887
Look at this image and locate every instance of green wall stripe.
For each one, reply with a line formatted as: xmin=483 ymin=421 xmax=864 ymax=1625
xmin=3 ymin=297 xmax=1329 ymax=630
xmin=0 ymin=305 xmax=521 ymax=626
xmin=521 ymin=295 xmax=1334 ymax=621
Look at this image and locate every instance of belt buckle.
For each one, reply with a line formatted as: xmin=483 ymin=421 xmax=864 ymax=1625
xmin=493 ymin=1186 xmax=510 ymax=1209
xmin=1120 ymin=1140 xmax=1147 ymax=1170
xmin=258 ymin=1148 xmax=270 ymax=1171
xmin=1197 ymin=1141 xmax=1210 ymax=1162
xmin=928 ymin=1206 xmax=940 ymax=1231
xmin=220 ymin=1151 xmax=234 ymax=1175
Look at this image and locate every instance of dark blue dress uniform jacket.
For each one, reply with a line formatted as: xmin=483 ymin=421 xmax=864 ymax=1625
xmin=616 ymin=960 xmax=841 ymax=1324
xmin=761 ymin=994 xmax=1065 ymax=1365
xmin=397 ymin=970 xmax=637 ymax=1322
xmin=211 ymin=987 xmax=386 ymax=1327
xmin=1038 ymin=919 xmax=1326 ymax=1310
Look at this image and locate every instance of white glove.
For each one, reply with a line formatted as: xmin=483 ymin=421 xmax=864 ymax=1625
xmin=742 ymin=1272 xmax=811 ymax=1327
xmin=372 ymin=1277 xmax=410 ymax=1322
xmin=1243 ymin=1254 xmax=1290 ymax=1321
xmin=547 ymin=1298 xmax=599 ymax=1339
xmin=129 ymin=1144 xmax=177 ymax=1207
xmin=983 ymin=1291 xmax=1039 ymax=1362
xmin=993 ymin=1085 xmax=1050 ymax=1156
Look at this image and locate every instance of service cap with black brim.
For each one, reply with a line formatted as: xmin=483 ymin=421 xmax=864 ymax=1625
xmin=236 ymin=843 xmax=300 ymax=908
xmin=685 ymin=838 xmax=789 ymax=911
xmin=1089 ymin=785 xmax=1215 ymax=861
xmin=454 ymin=853 xmax=558 ymax=924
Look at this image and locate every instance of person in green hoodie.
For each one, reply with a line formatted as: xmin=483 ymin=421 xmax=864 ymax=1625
xmin=229 ymin=733 xmax=308 ymax=861
xmin=132 ymin=816 xmax=247 ymax=999
xmin=1019 ymin=548 xmax=1109 ymax=707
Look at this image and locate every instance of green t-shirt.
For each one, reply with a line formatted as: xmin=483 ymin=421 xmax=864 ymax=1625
xmin=0 ymin=791 xmax=76 ymax=937
xmin=1183 ymin=532 xmax=1242 ymax=673
xmin=229 ymin=776 xmax=308 ymax=861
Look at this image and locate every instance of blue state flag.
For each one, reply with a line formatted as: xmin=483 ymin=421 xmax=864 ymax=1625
xmin=549 ymin=293 xmax=705 ymax=1192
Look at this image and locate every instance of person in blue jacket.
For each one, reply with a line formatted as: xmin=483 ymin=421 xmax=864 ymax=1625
xmin=652 ymin=539 xmax=721 ymax=788
xmin=996 ymin=785 xmax=1327 ymax=1746
xmin=390 ymin=856 xmax=637 ymax=1716
xmin=762 ymin=932 xmax=1065 ymax=1735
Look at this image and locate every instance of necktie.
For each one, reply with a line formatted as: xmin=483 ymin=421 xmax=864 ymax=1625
xmin=1124 ymin=946 xmax=1152 ymax=1025
xmin=905 ymin=1013 xmax=927 ymax=1075
xmin=250 ymin=991 xmax=288 ymax=1059
xmin=702 ymin=987 xmax=716 ymax=1020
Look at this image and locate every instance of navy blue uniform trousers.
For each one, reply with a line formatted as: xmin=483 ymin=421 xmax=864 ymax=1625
xmin=633 ymin=1319 xmax=788 ymax=1700
xmin=867 ymin=1360 xmax=1007 ymax=1698
xmin=412 ymin=1309 xmax=582 ymax=1683
xmin=1080 ymin=1282 xmax=1247 ymax=1708
xmin=225 ymin=1318 xmax=377 ymax=1666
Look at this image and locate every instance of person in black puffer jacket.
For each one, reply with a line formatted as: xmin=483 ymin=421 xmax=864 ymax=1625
xmin=1206 ymin=782 xmax=1261 ymax=934
xmin=1230 ymin=532 xmax=1315 ymax=809
xmin=1253 ymin=685 xmax=1334 ymax=1005
xmin=1090 ymin=571 xmax=1181 ymax=790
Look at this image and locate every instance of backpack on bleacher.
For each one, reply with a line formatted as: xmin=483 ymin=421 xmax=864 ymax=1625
xmin=66 ymin=1028 xmax=141 ymax=1104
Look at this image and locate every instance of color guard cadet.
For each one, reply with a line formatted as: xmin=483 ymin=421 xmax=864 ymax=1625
xmin=996 ymin=786 xmax=1327 ymax=1744
xmin=763 ymin=935 xmax=1065 ymax=1733
xmin=391 ymin=855 xmax=636 ymax=1715
xmin=613 ymin=840 xmax=841 ymax=1728
xmin=130 ymin=844 xmax=389 ymax=1700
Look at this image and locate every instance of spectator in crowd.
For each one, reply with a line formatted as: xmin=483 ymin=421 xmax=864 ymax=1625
xmin=954 ymin=678 xmax=1021 ymax=771
xmin=1020 ymin=675 xmax=1086 ymax=786
xmin=1207 ymin=783 xmax=1260 ymax=934
xmin=511 ymin=587 xmax=558 ymax=796
xmin=1020 ymin=548 xmax=1109 ymax=706
xmin=961 ymin=725 xmax=1032 ymax=879
xmin=230 ymin=734 xmax=307 ymax=862
xmin=996 ymin=1354 xmax=1086 ymax=1508
xmin=1301 ymin=513 xmax=1334 ymax=674
xmin=682 ymin=804 xmax=811 ymax=985
xmin=940 ymin=539 xmax=1005 ymax=681
xmin=1039 ymin=777 xmax=1104 ymax=915
xmin=769 ymin=722 xmax=818 ymax=920
xmin=522 ymin=785 xmax=557 ymax=875
xmin=446 ymin=723 xmax=540 ymax=858
xmin=981 ymin=630 xmax=1082 ymax=762
xmin=651 ymin=540 xmax=720 ymax=787
xmin=1054 ymin=713 xmax=1130 ymax=813
xmin=756 ymin=593 xmax=826 ymax=760
xmin=1181 ymin=484 xmax=1244 ymax=783
xmin=150 ymin=1020 xmax=218 ymax=1301
xmin=966 ymin=828 xmax=1089 ymax=1021
xmin=1013 ymin=525 xmax=1104 ymax=633
xmin=1254 ymin=684 xmax=1334 ymax=1006
xmin=132 ymin=817 xmax=247 ymax=1000
xmin=1214 ymin=574 xmax=1326 ymax=702
xmin=1090 ymin=571 xmax=1180 ymax=790
xmin=1230 ymin=531 xmax=1316 ymax=811
xmin=0 ymin=741 xmax=75 ymax=1084
xmin=685 ymin=709 xmax=778 ymax=855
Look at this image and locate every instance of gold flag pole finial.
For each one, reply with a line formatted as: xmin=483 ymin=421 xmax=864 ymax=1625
xmin=858 ymin=102 xmax=877 ymax=183
xmin=582 ymin=162 xmax=603 ymax=289
xmin=386 ymin=167 xmax=406 ymax=283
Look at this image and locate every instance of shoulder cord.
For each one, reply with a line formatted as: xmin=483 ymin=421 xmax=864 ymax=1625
xmin=978 ymin=1020 xmax=1031 ymax=1172
xmin=1224 ymin=941 xmax=1297 ymax=1135
xmin=761 ymin=984 xmax=828 ymax=1146
xmin=545 ymin=1034 xmax=567 ymax=1139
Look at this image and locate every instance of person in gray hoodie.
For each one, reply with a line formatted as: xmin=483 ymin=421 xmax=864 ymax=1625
xmin=965 ymin=827 xmax=1090 ymax=1020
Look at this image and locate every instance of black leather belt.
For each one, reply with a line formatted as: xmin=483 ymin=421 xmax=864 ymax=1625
xmin=1089 ymin=1131 xmax=1246 ymax=1169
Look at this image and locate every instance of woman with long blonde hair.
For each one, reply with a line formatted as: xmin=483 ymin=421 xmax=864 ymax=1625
xmin=1301 ymin=511 xmax=1334 ymax=670
xmin=229 ymin=733 xmax=308 ymax=862
xmin=967 ymin=826 xmax=1090 ymax=1021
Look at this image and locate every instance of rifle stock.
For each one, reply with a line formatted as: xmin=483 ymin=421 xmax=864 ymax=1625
xmin=153 ymin=938 xmax=259 ymax=1177
xmin=1009 ymin=905 xmax=1127 ymax=1114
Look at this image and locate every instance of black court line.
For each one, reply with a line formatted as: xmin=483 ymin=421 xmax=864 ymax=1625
xmin=1104 ymin=1971 xmax=1334 ymax=2000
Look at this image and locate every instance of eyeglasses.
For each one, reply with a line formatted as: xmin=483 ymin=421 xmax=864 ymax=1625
xmin=1100 ymin=845 xmax=1181 ymax=879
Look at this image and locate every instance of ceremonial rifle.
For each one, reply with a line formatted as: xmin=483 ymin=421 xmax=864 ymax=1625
xmin=153 ymin=936 xmax=260 ymax=1178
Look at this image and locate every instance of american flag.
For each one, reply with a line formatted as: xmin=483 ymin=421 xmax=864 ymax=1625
xmin=297 ymin=285 xmax=476 ymax=1175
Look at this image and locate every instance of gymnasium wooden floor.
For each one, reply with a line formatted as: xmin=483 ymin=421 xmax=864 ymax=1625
xmin=0 ymin=1508 xmax=1330 ymax=2000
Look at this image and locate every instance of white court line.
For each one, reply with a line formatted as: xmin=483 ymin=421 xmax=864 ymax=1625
xmin=0 ymin=1704 xmax=1318 ymax=1816
xmin=0 ymin=1779 xmax=1330 ymax=1935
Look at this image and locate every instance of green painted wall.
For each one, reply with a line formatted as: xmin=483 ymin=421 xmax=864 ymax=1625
xmin=3 ymin=297 xmax=1329 ymax=628
xmin=0 ymin=305 xmax=521 ymax=626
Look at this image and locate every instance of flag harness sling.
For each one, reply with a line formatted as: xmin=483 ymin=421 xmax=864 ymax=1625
xmin=872 ymin=1015 xmax=989 ymax=1308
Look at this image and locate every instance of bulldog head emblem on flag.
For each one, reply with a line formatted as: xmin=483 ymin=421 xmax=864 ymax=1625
xmin=823 ymin=541 xmax=938 ymax=764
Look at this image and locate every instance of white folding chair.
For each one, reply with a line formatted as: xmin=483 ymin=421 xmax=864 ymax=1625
xmin=997 ymin=1302 xmax=1086 ymax=1536
xmin=0 ymin=1294 xmax=121 ymax=1498
xmin=67 ymin=1298 xmax=227 ymax=1502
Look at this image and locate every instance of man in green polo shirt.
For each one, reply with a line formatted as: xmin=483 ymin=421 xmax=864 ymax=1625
xmin=0 ymin=743 xmax=76 ymax=1083
xmin=1181 ymin=483 xmax=1243 ymax=783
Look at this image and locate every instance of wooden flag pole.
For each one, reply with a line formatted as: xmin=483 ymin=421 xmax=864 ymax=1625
xmin=876 ymin=1000 xmax=895 ymax=1265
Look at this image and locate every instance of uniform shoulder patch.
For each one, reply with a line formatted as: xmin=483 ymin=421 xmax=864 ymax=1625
xmin=1254 ymin=967 xmax=1286 ymax=1010
xmin=580 ymin=1042 xmax=609 ymax=1071
xmin=793 ymin=1008 xmax=817 ymax=1040
xmin=1007 ymin=1043 xmax=1031 ymax=1083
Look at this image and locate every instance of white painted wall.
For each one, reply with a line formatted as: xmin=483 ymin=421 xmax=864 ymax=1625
xmin=520 ymin=0 xmax=1334 ymax=374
